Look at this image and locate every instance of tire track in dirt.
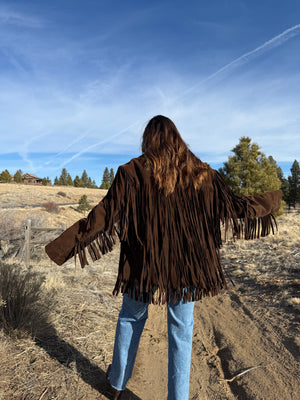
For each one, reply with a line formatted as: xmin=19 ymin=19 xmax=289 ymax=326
xmin=191 ymin=291 xmax=299 ymax=400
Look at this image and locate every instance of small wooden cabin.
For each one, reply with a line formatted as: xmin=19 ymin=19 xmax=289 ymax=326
xmin=22 ymin=173 xmax=43 ymax=185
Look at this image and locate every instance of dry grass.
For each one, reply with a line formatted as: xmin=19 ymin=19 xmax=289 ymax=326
xmin=0 ymin=182 xmax=299 ymax=399
xmin=219 ymin=209 xmax=300 ymax=355
xmin=0 ymin=250 xmax=123 ymax=400
xmin=0 ymin=182 xmax=107 ymax=208
xmin=43 ymin=271 xmax=67 ymax=291
xmin=0 ymin=210 xmax=21 ymax=240
xmin=286 ymin=297 xmax=300 ymax=306
xmin=0 ymin=183 xmax=120 ymax=398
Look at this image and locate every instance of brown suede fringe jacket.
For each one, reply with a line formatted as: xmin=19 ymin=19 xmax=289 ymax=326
xmin=45 ymin=155 xmax=282 ymax=304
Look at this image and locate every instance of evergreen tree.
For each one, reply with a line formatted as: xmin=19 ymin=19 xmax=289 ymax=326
xmin=109 ymin=168 xmax=115 ymax=185
xmin=73 ymin=175 xmax=82 ymax=187
xmin=58 ymin=168 xmax=68 ymax=185
xmin=42 ymin=177 xmax=48 ymax=186
xmin=219 ymin=137 xmax=281 ymax=196
xmin=276 ymin=166 xmax=289 ymax=202
xmin=14 ymin=169 xmax=23 ymax=183
xmin=100 ymin=167 xmax=110 ymax=189
xmin=0 ymin=169 xmax=12 ymax=183
xmin=276 ymin=165 xmax=284 ymax=182
xmin=46 ymin=176 xmax=52 ymax=185
xmin=77 ymin=194 xmax=92 ymax=215
xmin=287 ymin=160 xmax=300 ymax=208
xmin=81 ymin=170 xmax=89 ymax=187
xmin=54 ymin=176 xmax=59 ymax=185
xmin=87 ymin=177 xmax=92 ymax=188
xmin=66 ymin=173 xmax=74 ymax=186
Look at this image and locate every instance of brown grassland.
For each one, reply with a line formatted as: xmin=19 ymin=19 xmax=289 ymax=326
xmin=0 ymin=183 xmax=299 ymax=400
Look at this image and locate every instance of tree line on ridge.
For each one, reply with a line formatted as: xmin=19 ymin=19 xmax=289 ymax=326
xmin=0 ymin=137 xmax=299 ymax=209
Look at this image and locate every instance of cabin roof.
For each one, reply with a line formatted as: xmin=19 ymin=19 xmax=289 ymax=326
xmin=22 ymin=173 xmax=42 ymax=180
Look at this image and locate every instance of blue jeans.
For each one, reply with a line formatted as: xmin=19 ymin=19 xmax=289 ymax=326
xmin=108 ymin=293 xmax=195 ymax=400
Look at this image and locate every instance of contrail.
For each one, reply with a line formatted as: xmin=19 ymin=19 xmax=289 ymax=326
xmin=56 ymin=24 xmax=300 ymax=167
xmin=44 ymin=129 xmax=93 ymax=165
xmin=20 ymin=129 xmax=55 ymax=172
xmin=59 ymin=120 xmax=142 ymax=168
xmin=179 ymin=23 xmax=300 ymax=99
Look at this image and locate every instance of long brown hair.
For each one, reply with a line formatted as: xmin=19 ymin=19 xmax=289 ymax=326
xmin=141 ymin=115 xmax=209 ymax=195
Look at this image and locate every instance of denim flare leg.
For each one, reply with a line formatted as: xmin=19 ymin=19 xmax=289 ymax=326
xmin=108 ymin=293 xmax=195 ymax=400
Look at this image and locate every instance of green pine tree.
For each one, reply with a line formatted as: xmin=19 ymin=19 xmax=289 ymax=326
xmin=66 ymin=173 xmax=74 ymax=186
xmin=73 ymin=175 xmax=81 ymax=187
xmin=100 ymin=167 xmax=110 ymax=189
xmin=42 ymin=177 xmax=48 ymax=186
xmin=58 ymin=168 xmax=68 ymax=185
xmin=14 ymin=169 xmax=23 ymax=183
xmin=81 ymin=170 xmax=89 ymax=188
xmin=219 ymin=137 xmax=281 ymax=196
xmin=0 ymin=169 xmax=12 ymax=183
xmin=109 ymin=168 xmax=115 ymax=185
xmin=87 ymin=177 xmax=92 ymax=188
xmin=77 ymin=194 xmax=92 ymax=215
xmin=287 ymin=160 xmax=300 ymax=208
xmin=54 ymin=176 xmax=59 ymax=185
xmin=276 ymin=166 xmax=289 ymax=202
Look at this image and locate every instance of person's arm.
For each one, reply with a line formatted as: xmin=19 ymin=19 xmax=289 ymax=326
xmin=45 ymin=166 xmax=128 ymax=267
xmin=45 ymin=201 xmax=111 ymax=266
xmin=213 ymin=170 xmax=282 ymax=240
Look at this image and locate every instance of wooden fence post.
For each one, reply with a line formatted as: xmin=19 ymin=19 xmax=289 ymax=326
xmin=23 ymin=221 xmax=66 ymax=267
xmin=24 ymin=219 xmax=31 ymax=268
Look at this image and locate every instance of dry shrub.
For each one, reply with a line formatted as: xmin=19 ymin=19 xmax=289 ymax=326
xmin=42 ymin=201 xmax=59 ymax=213
xmin=0 ymin=210 xmax=20 ymax=240
xmin=0 ymin=262 xmax=55 ymax=338
xmin=57 ymin=191 xmax=67 ymax=197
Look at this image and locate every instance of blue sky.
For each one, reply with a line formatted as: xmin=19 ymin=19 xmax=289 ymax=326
xmin=0 ymin=0 xmax=299 ymax=184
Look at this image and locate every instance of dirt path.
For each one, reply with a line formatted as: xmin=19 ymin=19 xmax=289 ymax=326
xmin=124 ymin=289 xmax=299 ymax=400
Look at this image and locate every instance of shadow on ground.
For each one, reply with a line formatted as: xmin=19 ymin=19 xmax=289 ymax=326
xmin=35 ymin=335 xmax=141 ymax=400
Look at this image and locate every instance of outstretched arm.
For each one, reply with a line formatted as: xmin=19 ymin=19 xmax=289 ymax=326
xmin=45 ymin=166 xmax=128 ymax=267
xmin=45 ymin=201 xmax=112 ymax=266
xmin=213 ymin=171 xmax=282 ymax=240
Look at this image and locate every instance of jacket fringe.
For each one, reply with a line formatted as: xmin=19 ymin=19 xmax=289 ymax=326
xmin=74 ymin=232 xmax=115 ymax=268
xmin=213 ymin=171 xmax=278 ymax=243
xmin=70 ymin=159 xmax=280 ymax=305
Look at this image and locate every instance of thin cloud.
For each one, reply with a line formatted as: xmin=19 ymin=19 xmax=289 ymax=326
xmin=57 ymin=24 xmax=300 ymax=165
xmin=59 ymin=121 xmax=142 ymax=168
xmin=0 ymin=5 xmax=299 ymax=179
xmin=0 ymin=6 xmax=43 ymax=28
xmin=44 ymin=130 xmax=94 ymax=166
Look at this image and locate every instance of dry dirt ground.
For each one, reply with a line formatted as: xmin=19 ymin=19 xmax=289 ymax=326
xmin=0 ymin=183 xmax=299 ymax=400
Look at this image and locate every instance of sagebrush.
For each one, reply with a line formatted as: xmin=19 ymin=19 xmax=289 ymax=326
xmin=0 ymin=263 xmax=55 ymax=338
xmin=42 ymin=201 xmax=60 ymax=213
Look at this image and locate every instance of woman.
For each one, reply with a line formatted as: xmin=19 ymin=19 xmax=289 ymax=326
xmin=46 ymin=115 xmax=282 ymax=400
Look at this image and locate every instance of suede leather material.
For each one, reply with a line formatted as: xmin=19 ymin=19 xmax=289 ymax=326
xmin=45 ymin=155 xmax=282 ymax=304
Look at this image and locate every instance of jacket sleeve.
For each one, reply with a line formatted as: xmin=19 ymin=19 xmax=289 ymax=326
xmin=213 ymin=170 xmax=282 ymax=241
xmin=45 ymin=166 xmax=128 ymax=267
